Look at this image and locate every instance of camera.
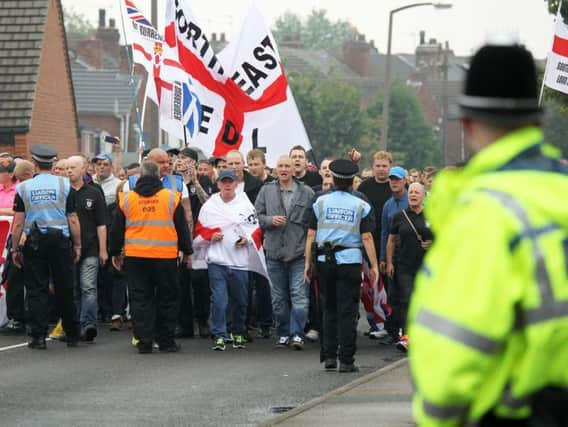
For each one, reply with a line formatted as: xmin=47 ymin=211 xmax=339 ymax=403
xmin=104 ymin=135 xmax=119 ymax=144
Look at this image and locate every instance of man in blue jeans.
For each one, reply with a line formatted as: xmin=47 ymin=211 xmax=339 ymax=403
xmin=196 ymin=170 xmax=260 ymax=351
xmin=67 ymin=156 xmax=108 ymax=342
xmin=255 ymin=156 xmax=314 ymax=350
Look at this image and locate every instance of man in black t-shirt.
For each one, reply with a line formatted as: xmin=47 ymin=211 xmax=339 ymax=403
xmin=385 ymin=182 xmax=433 ymax=352
xmin=289 ymin=145 xmax=322 ymax=189
xmin=67 ymin=156 xmax=108 ymax=342
xmin=357 ymin=151 xmax=393 ymax=273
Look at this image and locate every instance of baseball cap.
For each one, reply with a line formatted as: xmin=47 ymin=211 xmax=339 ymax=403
xmin=388 ymin=166 xmax=407 ymax=180
xmin=94 ymin=153 xmax=113 ymax=163
xmin=217 ymin=170 xmax=237 ymax=182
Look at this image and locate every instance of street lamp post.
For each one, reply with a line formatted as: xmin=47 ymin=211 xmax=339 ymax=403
xmin=379 ymin=2 xmax=452 ymax=151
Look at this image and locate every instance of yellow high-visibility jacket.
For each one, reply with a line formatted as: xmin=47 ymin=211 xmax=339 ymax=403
xmin=409 ymin=126 xmax=568 ymax=427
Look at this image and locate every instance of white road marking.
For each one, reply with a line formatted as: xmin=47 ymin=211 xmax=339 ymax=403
xmin=0 ymin=338 xmax=53 ymax=352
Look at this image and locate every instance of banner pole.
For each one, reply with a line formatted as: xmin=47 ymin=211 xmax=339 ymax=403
xmin=183 ymin=125 xmax=188 ymax=148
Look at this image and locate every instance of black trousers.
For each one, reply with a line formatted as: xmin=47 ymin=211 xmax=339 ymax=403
xmin=395 ymin=268 xmax=418 ymax=335
xmin=6 ymin=265 xmax=26 ymax=322
xmin=318 ymin=262 xmax=361 ymax=364
xmin=480 ymin=387 xmax=568 ymax=427
xmin=246 ymin=272 xmax=272 ymax=330
xmin=125 ymin=257 xmax=178 ymax=346
xmin=23 ymin=234 xmax=79 ymax=339
xmin=98 ymin=262 xmax=127 ymax=319
xmin=177 ymin=268 xmax=211 ymax=334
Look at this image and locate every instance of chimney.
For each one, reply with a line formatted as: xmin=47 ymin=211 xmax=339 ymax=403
xmin=211 ymin=33 xmax=217 ymax=43
xmin=98 ymin=9 xmax=106 ymax=28
xmin=77 ymin=39 xmax=104 ymax=69
xmin=220 ymin=33 xmax=226 ymax=43
xmin=96 ymin=10 xmax=120 ymax=66
xmin=342 ymin=33 xmax=371 ymax=76
xmin=419 ymin=30 xmax=425 ymax=45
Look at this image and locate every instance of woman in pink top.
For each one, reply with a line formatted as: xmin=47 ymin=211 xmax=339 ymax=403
xmin=0 ymin=158 xmax=17 ymax=216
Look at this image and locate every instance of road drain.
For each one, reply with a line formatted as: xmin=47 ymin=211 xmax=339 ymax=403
xmin=270 ymin=406 xmax=296 ymax=414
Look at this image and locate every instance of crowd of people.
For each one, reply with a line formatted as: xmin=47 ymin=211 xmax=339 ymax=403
xmin=0 ymin=140 xmax=436 ymax=367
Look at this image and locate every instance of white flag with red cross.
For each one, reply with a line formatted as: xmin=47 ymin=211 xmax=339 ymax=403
xmin=545 ymin=9 xmax=568 ymax=95
xmin=165 ymin=0 xmax=312 ymax=165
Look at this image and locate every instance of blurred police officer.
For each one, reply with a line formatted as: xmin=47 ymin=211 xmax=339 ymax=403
xmin=409 ymin=44 xmax=568 ymax=427
xmin=304 ymin=159 xmax=378 ymax=372
xmin=11 ymin=145 xmax=82 ymax=349
xmin=110 ymin=161 xmax=192 ymax=354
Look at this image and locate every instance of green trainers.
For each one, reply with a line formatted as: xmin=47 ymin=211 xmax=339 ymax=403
xmin=232 ymin=335 xmax=246 ymax=349
xmin=212 ymin=337 xmax=226 ymax=351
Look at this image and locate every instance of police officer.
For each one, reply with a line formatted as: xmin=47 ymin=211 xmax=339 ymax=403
xmin=408 ymin=44 xmax=568 ymax=427
xmin=11 ymin=145 xmax=82 ymax=349
xmin=109 ymin=161 xmax=192 ymax=354
xmin=304 ymin=159 xmax=378 ymax=372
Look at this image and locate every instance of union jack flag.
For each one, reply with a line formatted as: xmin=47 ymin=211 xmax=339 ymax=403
xmin=125 ymin=0 xmax=152 ymax=27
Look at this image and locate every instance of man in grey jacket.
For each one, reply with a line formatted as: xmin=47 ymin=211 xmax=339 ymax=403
xmin=255 ymin=156 xmax=314 ymax=350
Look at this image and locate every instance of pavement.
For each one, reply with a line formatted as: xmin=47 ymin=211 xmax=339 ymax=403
xmin=260 ymin=358 xmax=414 ymax=427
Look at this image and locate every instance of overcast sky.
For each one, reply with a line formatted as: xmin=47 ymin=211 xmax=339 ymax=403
xmin=62 ymin=0 xmax=555 ymax=59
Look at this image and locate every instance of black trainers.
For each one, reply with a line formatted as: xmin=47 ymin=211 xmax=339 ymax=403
xmin=82 ymin=326 xmax=97 ymax=343
xmin=339 ymin=363 xmax=359 ymax=373
xmin=324 ymin=358 xmax=337 ymax=370
xmin=28 ymin=336 xmax=47 ymax=350
xmin=138 ymin=342 xmax=153 ymax=354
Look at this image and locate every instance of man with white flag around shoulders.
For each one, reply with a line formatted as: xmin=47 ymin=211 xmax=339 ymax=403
xmin=193 ymin=169 xmax=266 ymax=352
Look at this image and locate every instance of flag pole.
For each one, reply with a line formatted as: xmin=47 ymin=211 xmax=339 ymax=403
xmin=118 ymin=0 xmax=145 ymax=153
xmin=183 ymin=125 xmax=188 ymax=148
xmin=541 ymin=0 xmax=564 ymax=106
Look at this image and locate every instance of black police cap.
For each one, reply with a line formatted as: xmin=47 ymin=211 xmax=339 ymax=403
xmin=30 ymin=145 xmax=58 ymax=163
xmin=459 ymin=44 xmax=543 ymax=124
xmin=329 ymin=159 xmax=358 ymax=179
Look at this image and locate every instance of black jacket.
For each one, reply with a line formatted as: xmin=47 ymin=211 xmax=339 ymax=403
xmin=109 ymin=176 xmax=192 ymax=256
xmin=243 ymin=170 xmax=263 ymax=204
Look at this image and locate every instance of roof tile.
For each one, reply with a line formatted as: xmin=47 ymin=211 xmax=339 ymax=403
xmin=0 ymin=0 xmax=48 ymax=130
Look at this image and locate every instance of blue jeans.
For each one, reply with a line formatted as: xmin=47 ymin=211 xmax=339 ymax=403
xmin=208 ymin=264 xmax=249 ymax=339
xmin=78 ymin=256 xmax=99 ymax=330
xmin=266 ymin=258 xmax=308 ymax=338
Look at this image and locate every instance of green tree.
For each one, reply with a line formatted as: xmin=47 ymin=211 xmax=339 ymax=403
xmin=63 ymin=7 xmax=94 ymax=37
xmin=289 ymin=71 xmax=366 ymax=161
xmin=366 ymin=82 xmax=441 ymax=168
xmin=543 ymin=99 xmax=568 ymax=157
xmin=272 ymin=12 xmax=303 ymax=44
xmin=272 ymin=9 xmax=356 ymax=50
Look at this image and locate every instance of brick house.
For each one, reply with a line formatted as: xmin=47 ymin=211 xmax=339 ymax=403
xmin=0 ymin=0 xmax=78 ymax=158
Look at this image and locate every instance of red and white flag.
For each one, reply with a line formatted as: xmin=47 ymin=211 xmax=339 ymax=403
xmin=545 ymin=9 xmax=568 ymax=95
xmin=0 ymin=216 xmax=14 ymax=327
xmin=165 ymin=0 xmax=312 ymax=165
xmin=361 ymin=260 xmax=391 ymax=327
xmin=193 ymin=193 xmax=268 ymax=280
xmin=122 ymin=0 xmax=202 ymax=142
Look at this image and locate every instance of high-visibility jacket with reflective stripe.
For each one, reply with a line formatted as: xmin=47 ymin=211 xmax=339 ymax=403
xmin=17 ymin=173 xmax=70 ymax=237
xmin=408 ymin=127 xmax=568 ymax=427
xmin=119 ymin=188 xmax=181 ymax=259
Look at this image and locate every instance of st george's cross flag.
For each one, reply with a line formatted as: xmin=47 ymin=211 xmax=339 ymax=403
xmin=545 ymin=9 xmax=568 ymax=95
xmin=165 ymin=0 xmax=312 ymax=165
xmin=192 ymin=193 xmax=268 ymax=280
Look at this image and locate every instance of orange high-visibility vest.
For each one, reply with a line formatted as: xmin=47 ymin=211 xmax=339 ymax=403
xmin=119 ymin=188 xmax=181 ymax=259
